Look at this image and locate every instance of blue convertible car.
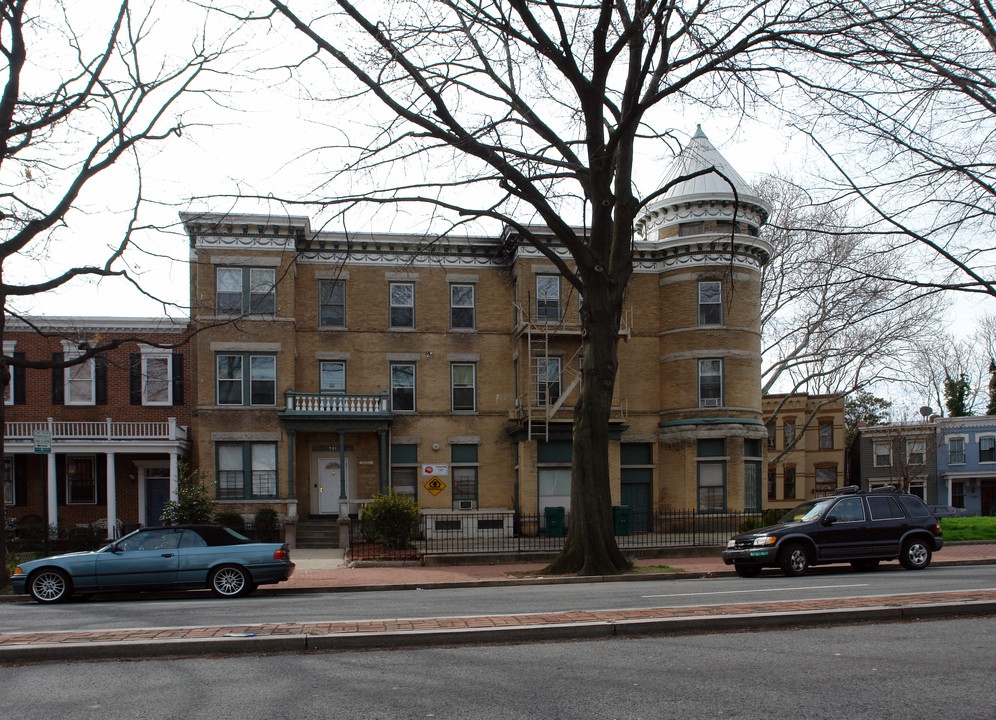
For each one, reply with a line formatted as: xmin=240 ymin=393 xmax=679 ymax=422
xmin=10 ymin=525 xmax=295 ymax=603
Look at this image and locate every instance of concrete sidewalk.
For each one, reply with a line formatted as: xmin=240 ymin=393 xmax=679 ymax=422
xmin=2 ymin=542 xmax=994 ymax=664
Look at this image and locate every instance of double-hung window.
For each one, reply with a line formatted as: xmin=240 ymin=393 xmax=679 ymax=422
xmin=949 ymin=437 xmax=966 ymax=464
xmin=391 ymin=363 xmax=416 ymax=411
xmin=66 ymin=357 xmax=95 ymax=405
xmin=981 ymin=436 xmax=996 ymax=462
xmin=3 ymin=457 xmax=13 ymax=505
xmin=536 ymin=275 xmax=560 ymax=321
xmin=451 ymin=363 xmax=476 ymax=412
xmin=142 ymin=354 xmax=172 ymax=405
xmin=66 ymin=455 xmax=96 ymax=504
xmin=320 ymin=361 xmax=346 ymax=394
xmin=390 ymin=282 xmax=415 ymax=329
xmin=698 ymin=359 xmax=722 ymax=408
xmin=216 ymin=267 xmax=276 ymax=315
xmin=216 ymin=353 xmax=276 ymax=406
xmin=698 ymin=281 xmax=722 ymax=325
xmin=536 ymin=357 xmax=561 ymax=407
xmin=319 ymin=279 xmax=345 ymax=328
xmin=451 ymin=444 xmax=479 ymax=510
xmin=819 ymin=421 xmax=833 ymax=449
xmin=873 ymin=440 xmax=892 ymax=467
xmin=450 ymin=284 xmax=476 ymax=329
xmin=217 ymin=442 xmax=277 ymax=499
xmin=697 ymin=439 xmax=725 ymax=512
xmin=783 ymin=420 xmax=796 ymax=447
xmin=907 ymin=439 xmax=925 ymax=465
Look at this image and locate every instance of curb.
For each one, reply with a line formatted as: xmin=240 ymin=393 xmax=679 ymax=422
xmin=2 ymin=600 xmax=994 ymax=664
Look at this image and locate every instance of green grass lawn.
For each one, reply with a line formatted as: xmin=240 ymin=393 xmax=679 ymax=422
xmin=939 ymin=516 xmax=996 ymax=541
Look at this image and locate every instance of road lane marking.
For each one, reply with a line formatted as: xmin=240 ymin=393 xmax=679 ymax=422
xmin=642 ymin=583 xmax=869 ymax=598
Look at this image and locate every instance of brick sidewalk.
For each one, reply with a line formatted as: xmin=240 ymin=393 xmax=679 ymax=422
xmin=3 ymin=589 xmax=995 ymax=650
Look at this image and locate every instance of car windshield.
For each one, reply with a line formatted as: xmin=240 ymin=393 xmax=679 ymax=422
xmin=779 ymin=499 xmax=835 ymax=523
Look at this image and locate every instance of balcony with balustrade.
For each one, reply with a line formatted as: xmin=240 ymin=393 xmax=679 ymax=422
xmin=278 ymin=391 xmax=392 ymax=432
xmin=3 ymin=418 xmax=188 ymax=452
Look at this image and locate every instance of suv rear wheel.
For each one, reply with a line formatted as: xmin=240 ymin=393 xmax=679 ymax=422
xmin=899 ymin=538 xmax=932 ymax=570
xmin=779 ymin=542 xmax=810 ymax=577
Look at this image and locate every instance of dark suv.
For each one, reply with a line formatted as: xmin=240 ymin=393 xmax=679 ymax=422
xmin=722 ymin=486 xmax=944 ymax=577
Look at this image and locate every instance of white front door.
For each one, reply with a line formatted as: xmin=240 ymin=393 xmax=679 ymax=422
xmin=317 ymin=457 xmax=344 ymax=514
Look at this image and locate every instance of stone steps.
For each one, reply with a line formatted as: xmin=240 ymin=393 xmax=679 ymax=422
xmin=294 ymin=519 xmax=341 ymax=549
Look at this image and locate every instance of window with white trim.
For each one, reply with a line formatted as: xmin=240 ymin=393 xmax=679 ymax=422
xmin=216 ymin=267 xmax=276 ymax=315
xmin=698 ymin=281 xmax=722 ymax=325
xmin=451 ymin=363 xmax=476 ymax=412
xmin=143 ymin=354 xmax=172 ymax=405
xmin=698 ymin=359 xmax=722 ymax=408
xmin=450 ymin=284 xmax=475 ymax=329
xmin=948 ymin=436 xmax=966 ymax=465
xmin=907 ymin=439 xmax=925 ymax=465
xmin=66 ymin=356 xmax=95 ymax=405
xmin=536 ymin=275 xmax=560 ymax=321
xmin=389 ymin=282 xmax=415 ymax=329
xmin=819 ymin=421 xmax=833 ymax=449
xmin=451 ymin=444 xmax=479 ymax=510
xmin=873 ymin=440 xmax=892 ymax=467
xmin=536 ymin=357 xmax=561 ymax=407
xmin=320 ymin=361 xmax=346 ymax=394
xmin=980 ymin=436 xmax=995 ymax=463
xmin=216 ymin=353 xmax=276 ymax=406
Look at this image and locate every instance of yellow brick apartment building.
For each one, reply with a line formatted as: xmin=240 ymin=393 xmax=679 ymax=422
xmin=182 ymin=127 xmax=773 ymax=529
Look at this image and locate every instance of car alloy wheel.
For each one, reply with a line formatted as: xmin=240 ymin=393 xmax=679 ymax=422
xmin=900 ymin=539 xmax=932 ymax=570
xmin=210 ymin=565 xmax=250 ymax=598
xmin=29 ymin=569 xmax=71 ymax=603
xmin=779 ymin=542 xmax=809 ymax=577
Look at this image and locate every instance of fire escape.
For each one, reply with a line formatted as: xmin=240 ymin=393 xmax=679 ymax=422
xmin=512 ymin=295 xmax=631 ymax=441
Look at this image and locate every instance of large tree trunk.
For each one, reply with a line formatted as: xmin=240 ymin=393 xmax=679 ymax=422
xmin=545 ymin=274 xmax=629 ymax=575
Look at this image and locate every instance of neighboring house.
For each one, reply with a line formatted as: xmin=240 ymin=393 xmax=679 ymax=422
xmin=847 ymin=422 xmax=937 ymax=503
xmin=762 ymin=394 xmax=846 ymax=511
xmin=2 ymin=317 xmax=191 ymax=535
xmin=181 ymin=126 xmax=773 ymax=532
xmin=934 ymin=415 xmax=996 ymax=516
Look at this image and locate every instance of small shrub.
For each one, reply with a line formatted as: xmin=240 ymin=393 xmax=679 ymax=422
xmin=762 ymin=508 xmax=785 ymax=526
xmin=63 ymin=525 xmax=105 ymax=550
xmin=360 ymin=491 xmax=420 ymax=550
xmin=216 ymin=512 xmax=246 ymax=535
xmin=160 ymin=462 xmax=217 ymax=525
xmin=739 ymin=517 xmax=765 ymax=532
xmin=253 ymin=508 xmax=279 ymax=542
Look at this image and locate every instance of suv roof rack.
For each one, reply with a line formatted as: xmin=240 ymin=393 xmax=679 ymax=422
xmin=834 ymin=485 xmax=860 ymax=495
xmin=870 ymin=485 xmax=898 ymax=493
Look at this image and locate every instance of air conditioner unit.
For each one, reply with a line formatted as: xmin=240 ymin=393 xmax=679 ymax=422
xmin=457 ymin=500 xmax=477 ymax=511
xmin=702 ymin=398 xmax=720 ymax=407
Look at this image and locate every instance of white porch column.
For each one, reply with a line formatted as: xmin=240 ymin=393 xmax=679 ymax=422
xmin=106 ymin=452 xmax=117 ymax=539
xmin=169 ymin=452 xmax=179 ymax=501
xmin=47 ymin=451 xmax=57 ymax=531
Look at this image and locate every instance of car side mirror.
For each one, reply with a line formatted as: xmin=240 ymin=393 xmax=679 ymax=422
xmin=823 ymin=515 xmax=837 ymax=527
xmin=111 ymin=544 xmax=123 ymax=553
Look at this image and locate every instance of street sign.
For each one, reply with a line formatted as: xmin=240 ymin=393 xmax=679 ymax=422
xmin=423 ymin=476 xmax=446 ymax=495
xmin=32 ymin=430 xmax=52 ymax=454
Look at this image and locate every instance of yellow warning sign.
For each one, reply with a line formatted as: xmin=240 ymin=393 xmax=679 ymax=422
xmin=423 ymin=476 xmax=446 ymax=495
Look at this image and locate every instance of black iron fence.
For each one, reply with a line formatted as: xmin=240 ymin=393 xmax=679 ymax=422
xmin=348 ymin=508 xmax=765 ymax=560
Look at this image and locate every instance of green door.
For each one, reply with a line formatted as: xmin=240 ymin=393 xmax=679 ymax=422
xmin=620 ymin=468 xmax=652 ymax=532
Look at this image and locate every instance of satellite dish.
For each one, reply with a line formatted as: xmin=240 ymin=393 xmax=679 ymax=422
xmin=919 ymin=406 xmax=933 ymax=418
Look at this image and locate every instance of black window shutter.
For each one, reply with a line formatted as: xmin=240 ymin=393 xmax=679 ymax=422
xmin=14 ymin=455 xmax=27 ymax=506
xmin=13 ymin=351 xmax=25 ymax=405
xmin=129 ymin=353 xmax=142 ymax=405
xmin=172 ymin=353 xmax=184 ymax=405
xmin=56 ymin=455 xmax=66 ymax=506
xmin=95 ymin=356 xmax=107 ymax=405
xmin=52 ymin=352 xmax=64 ymax=405
xmin=96 ymin=457 xmax=107 ymax=505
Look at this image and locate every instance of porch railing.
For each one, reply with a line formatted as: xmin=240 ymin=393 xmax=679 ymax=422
xmin=4 ymin=418 xmax=188 ymax=442
xmin=348 ymin=509 xmax=765 ymax=559
xmin=282 ymin=391 xmax=389 ymax=415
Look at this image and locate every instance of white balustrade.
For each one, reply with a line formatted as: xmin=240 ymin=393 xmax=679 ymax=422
xmin=285 ymin=392 xmax=387 ymax=415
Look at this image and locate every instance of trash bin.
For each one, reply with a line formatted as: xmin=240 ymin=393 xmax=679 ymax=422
xmin=545 ymin=506 xmax=565 ymax=538
xmin=613 ymin=505 xmax=632 ymax=537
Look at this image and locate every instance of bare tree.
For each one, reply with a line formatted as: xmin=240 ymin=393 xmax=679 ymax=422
xmin=244 ymin=0 xmax=870 ymax=575
xmin=756 ymin=174 xmax=946 ymax=458
xmin=789 ymin=0 xmax=996 ymax=299
xmin=0 ymin=0 xmax=228 ymax=587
